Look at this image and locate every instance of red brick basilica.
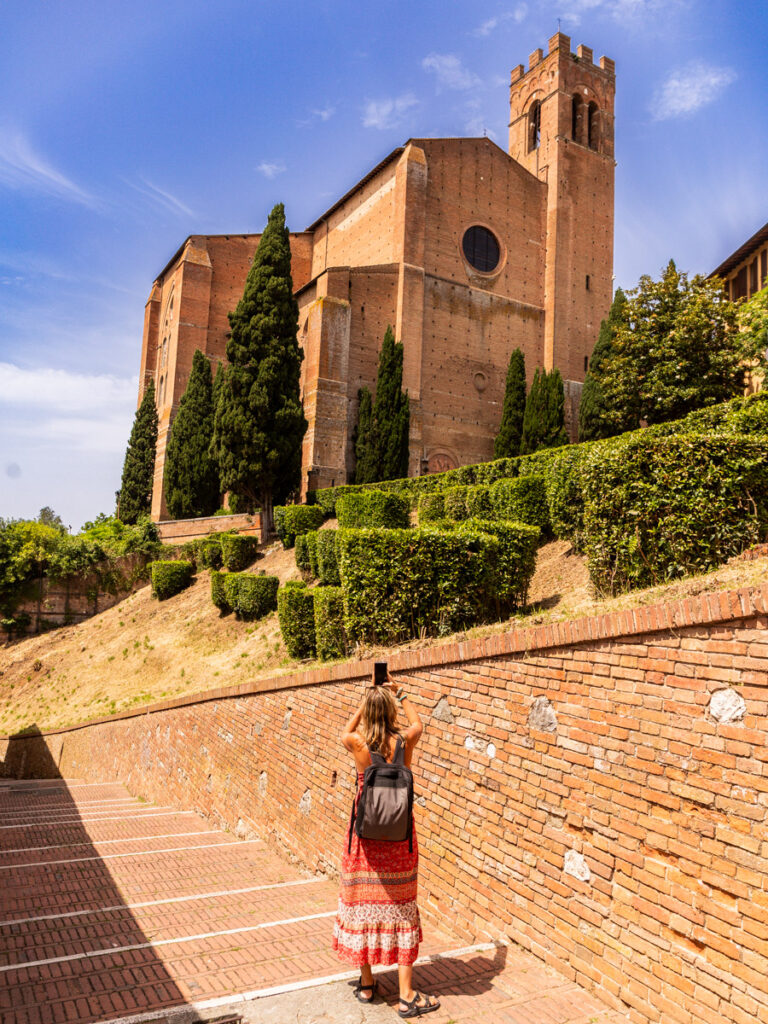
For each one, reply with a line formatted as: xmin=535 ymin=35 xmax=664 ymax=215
xmin=138 ymin=32 xmax=615 ymax=520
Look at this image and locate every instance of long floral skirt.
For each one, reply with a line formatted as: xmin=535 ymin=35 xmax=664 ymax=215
xmin=332 ymin=775 xmax=422 ymax=966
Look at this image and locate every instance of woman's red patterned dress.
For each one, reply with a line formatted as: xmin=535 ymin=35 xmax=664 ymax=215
xmin=332 ymin=768 xmax=422 ymax=966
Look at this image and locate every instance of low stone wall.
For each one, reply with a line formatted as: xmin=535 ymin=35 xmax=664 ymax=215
xmin=155 ymin=512 xmax=261 ymax=545
xmin=2 ymin=553 xmax=149 ymax=637
xmin=3 ymin=583 xmax=767 ymax=1024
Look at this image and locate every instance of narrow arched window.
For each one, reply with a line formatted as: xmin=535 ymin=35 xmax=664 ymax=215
xmin=528 ymin=100 xmax=541 ymax=152
xmin=572 ymin=95 xmax=582 ymax=143
xmin=587 ymin=102 xmax=599 ymax=151
xmin=158 ymin=376 xmax=165 ymax=408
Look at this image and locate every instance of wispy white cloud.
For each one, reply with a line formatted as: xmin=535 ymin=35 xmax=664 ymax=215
xmin=256 ymin=160 xmax=287 ymax=178
xmin=0 ymin=363 xmax=137 ymax=457
xmin=0 ymin=363 xmax=136 ymax=419
xmin=296 ymin=105 xmax=336 ymax=128
xmin=473 ymin=5 xmax=527 ymax=37
xmin=362 ymin=94 xmax=418 ymax=130
xmin=653 ymin=60 xmax=736 ymax=120
xmin=125 ymin=176 xmax=195 ymax=218
xmin=422 ymin=53 xmax=481 ymax=91
xmin=0 ymin=127 xmax=95 ymax=207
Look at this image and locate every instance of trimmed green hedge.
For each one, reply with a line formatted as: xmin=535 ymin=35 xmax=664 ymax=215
xmin=210 ymin=570 xmax=229 ymax=612
xmin=223 ymin=573 xmax=279 ymax=620
xmin=338 ymin=527 xmax=498 ymax=644
xmin=314 ymin=585 xmax=347 ymax=660
xmin=455 ymin=518 xmax=539 ymax=610
xmin=490 ymin=476 xmax=549 ymax=534
xmin=197 ymin=535 xmax=223 ymax=569
xmin=336 ymin=490 xmax=410 ymax=529
xmin=444 ymin=486 xmax=470 ymax=521
xmin=277 ymin=505 xmax=324 ymax=548
xmin=278 ymin=582 xmax=316 ymax=658
xmin=295 ymin=530 xmax=319 ymax=578
xmin=151 ymin=560 xmax=194 ymax=600
xmin=317 ymin=530 xmax=340 ymax=585
xmin=220 ymin=533 xmax=258 ymax=571
xmin=582 ymin=434 xmax=768 ymax=595
xmin=273 ymin=505 xmax=288 ymax=545
xmin=417 ymin=491 xmax=445 ymax=524
xmin=466 ymin=484 xmax=493 ymax=520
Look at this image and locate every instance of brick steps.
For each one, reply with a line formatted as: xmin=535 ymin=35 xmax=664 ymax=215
xmin=0 ymin=779 xmax=626 ymax=1024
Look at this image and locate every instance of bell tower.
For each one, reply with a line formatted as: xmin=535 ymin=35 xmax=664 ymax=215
xmin=509 ymin=32 xmax=615 ymax=396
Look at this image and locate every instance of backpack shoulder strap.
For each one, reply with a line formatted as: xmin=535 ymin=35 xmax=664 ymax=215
xmin=368 ymin=745 xmax=387 ymax=764
xmin=392 ymin=735 xmax=405 ymax=764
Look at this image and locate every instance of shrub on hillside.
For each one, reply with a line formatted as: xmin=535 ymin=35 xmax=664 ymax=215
xmin=582 ymin=434 xmax=768 ymax=595
xmin=443 ymin=486 xmax=470 ymax=522
xmin=223 ymin=573 xmax=279 ymax=620
xmin=314 ymin=585 xmax=348 ymax=660
xmin=455 ymin=518 xmax=539 ymax=610
xmin=278 ymin=582 xmax=316 ymax=658
xmin=151 ymin=560 xmax=193 ymax=600
xmin=542 ymin=445 xmax=595 ymax=549
xmin=210 ymin=570 xmax=230 ymax=612
xmin=220 ymin=533 xmax=258 ymax=571
xmin=337 ymin=527 xmax=498 ymax=645
xmin=197 ymin=535 xmax=223 ymax=569
xmin=316 ymin=530 xmax=340 ymax=585
xmin=279 ymin=505 xmax=324 ymax=548
xmin=490 ymin=476 xmax=549 ymax=535
xmin=273 ymin=505 xmax=288 ymax=545
xmin=466 ymin=484 xmax=493 ymax=520
xmin=418 ymin=492 xmax=445 ymax=524
xmin=336 ymin=490 xmax=410 ymax=529
xmin=295 ymin=533 xmax=313 ymax=577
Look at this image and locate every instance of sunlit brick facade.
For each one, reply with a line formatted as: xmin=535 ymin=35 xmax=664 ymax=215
xmin=139 ymin=33 xmax=615 ymax=519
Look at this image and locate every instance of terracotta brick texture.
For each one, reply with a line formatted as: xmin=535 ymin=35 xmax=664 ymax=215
xmin=138 ymin=34 xmax=615 ymax=509
xmin=7 ymin=584 xmax=766 ymax=1024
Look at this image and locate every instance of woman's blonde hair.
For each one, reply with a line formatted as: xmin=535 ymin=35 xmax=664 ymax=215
xmin=361 ymin=687 xmax=400 ymax=754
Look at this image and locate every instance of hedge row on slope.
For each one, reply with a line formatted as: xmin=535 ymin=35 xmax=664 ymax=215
xmin=210 ymin=571 xmax=279 ymax=620
xmin=581 ymin=434 xmax=768 ymax=594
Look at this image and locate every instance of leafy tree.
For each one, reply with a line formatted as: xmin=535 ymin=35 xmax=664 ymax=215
xmin=118 ymin=380 xmax=158 ymax=524
xmin=353 ymin=327 xmax=410 ymax=483
xmin=520 ymin=367 xmax=567 ymax=454
xmin=164 ymin=349 xmax=220 ymax=519
xmin=600 ymin=261 xmax=749 ymax=428
xmin=37 ymin=507 xmax=66 ymax=532
xmin=353 ymin=387 xmax=374 ymax=484
xmin=212 ymin=203 xmax=307 ymax=535
xmin=578 ymin=289 xmax=630 ymax=441
xmin=494 ymin=348 xmax=526 ymax=458
xmin=737 ymin=283 xmax=768 ymax=388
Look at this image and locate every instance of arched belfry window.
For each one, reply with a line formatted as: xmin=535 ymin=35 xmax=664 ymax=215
xmin=572 ymin=94 xmax=583 ymax=144
xmin=587 ymin=102 xmax=600 ymax=151
xmin=528 ymin=100 xmax=541 ymax=152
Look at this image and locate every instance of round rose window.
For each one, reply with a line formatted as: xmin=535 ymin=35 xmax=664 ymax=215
xmin=462 ymin=225 xmax=500 ymax=273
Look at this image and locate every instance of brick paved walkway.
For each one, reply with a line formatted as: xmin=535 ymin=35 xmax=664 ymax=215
xmin=0 ymin=779 xmax=628 ymax=1024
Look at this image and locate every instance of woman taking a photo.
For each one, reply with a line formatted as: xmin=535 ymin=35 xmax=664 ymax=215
xmin=332 ymin=674 xmax=440 ymax=1018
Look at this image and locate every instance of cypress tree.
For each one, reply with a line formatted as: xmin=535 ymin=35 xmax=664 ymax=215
xmin=164 ymin=350 xmax=220 ymax=519
xmin=374 ymin=327 xmax=410 ymax=480
xmin=353 ymin=387 xmax=374 ymax=484
xmin=353 ymin=326 xmax=410 ymax=483
xmin=494 ymin=347 xmax=526 ymax=458
xmin=520 ymin=368 xmax=567 ymax=454
xmin=118 ymin=380 xmax=158 ymax=524
xmin=212 ymin=203 xmax=307 ymax=535
xmin=578 ymin=288 xmax=627 ymax=441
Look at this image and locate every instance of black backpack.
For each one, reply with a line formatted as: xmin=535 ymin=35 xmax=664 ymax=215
xmin=349 ymin=735 xmax=414 ymax=852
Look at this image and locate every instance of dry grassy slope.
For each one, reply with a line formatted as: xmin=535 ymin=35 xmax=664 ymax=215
xmin=1 ymin=537 xmax=766 ymax=737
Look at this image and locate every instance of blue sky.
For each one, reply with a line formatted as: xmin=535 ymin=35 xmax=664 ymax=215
xmin=1 ymin=0 xmax=766 ymax=528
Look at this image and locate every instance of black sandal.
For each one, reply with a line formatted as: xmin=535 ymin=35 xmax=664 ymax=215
xmin=398 ymin=991 xmax=441 ymax=1018
xmin=353 ymin=978 xmax=377 ymax=1003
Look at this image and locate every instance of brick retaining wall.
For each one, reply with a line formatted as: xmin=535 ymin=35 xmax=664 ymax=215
xmin=155 ymin=512 xmax=261 ymax=545
xmin=3 ymin=583 xmax=767 ymax=1024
